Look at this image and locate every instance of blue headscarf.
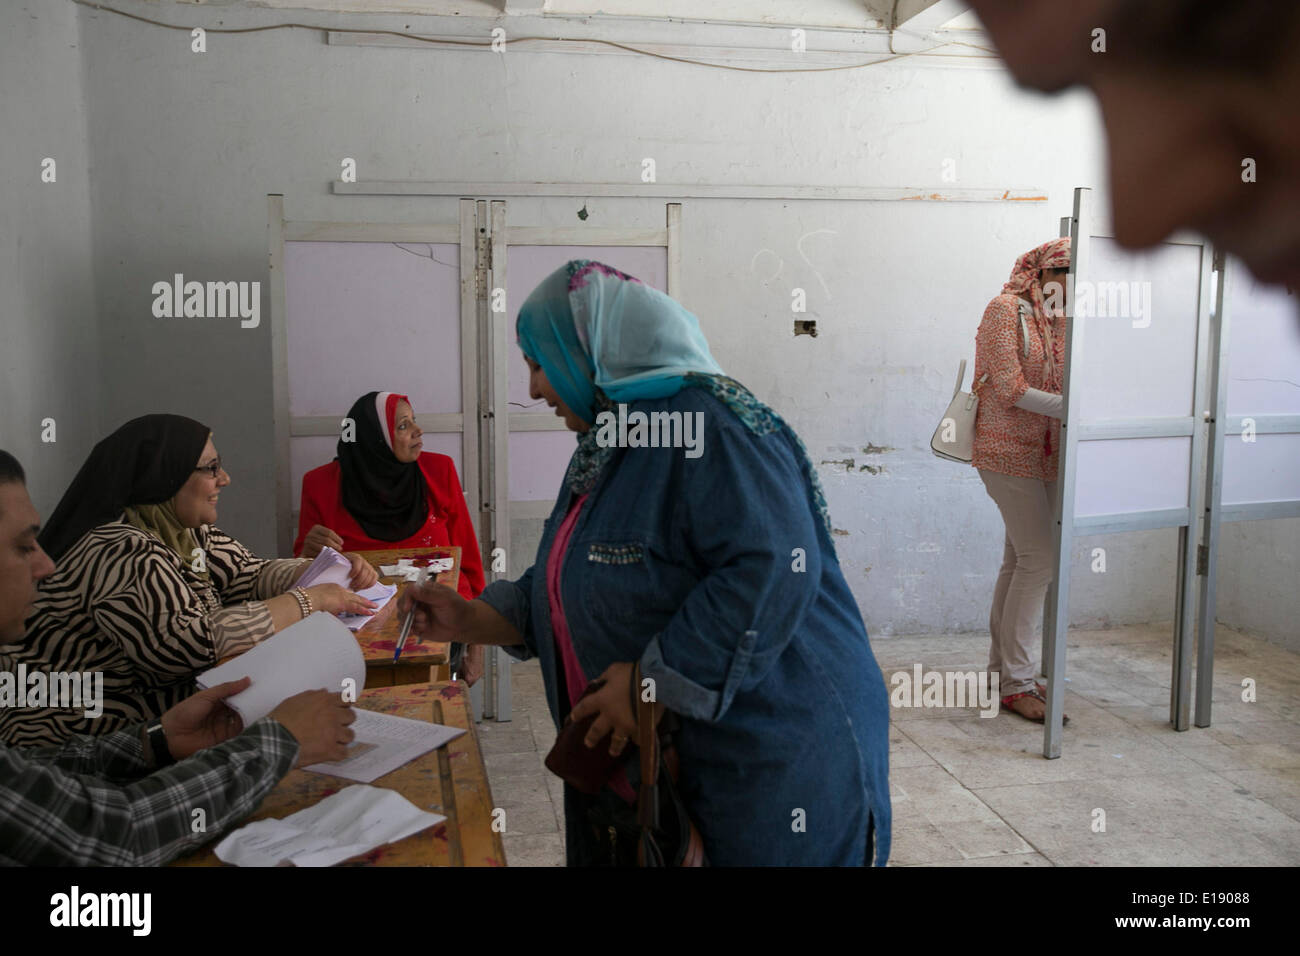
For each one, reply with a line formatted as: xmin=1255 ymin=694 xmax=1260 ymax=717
xmin=516 ymin=260 xmax=833 ymax=542
xmin=517 ymin=260 xmax=724 ymax=425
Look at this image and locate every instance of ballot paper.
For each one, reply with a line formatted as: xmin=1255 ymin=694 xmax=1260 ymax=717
xmin=295 ymin=546 xmax=391 ymax=629
xmin=294 ymin=545 xmax=354 ymax=589
xmin=303 ymin=708 xmax=465 ymax=783
xmin=337 ymin=581 xmax=397 ymax=631
xmin=213 ymin=785 xmax=444 ymax=867
xmin=380 ymin=557 xmax=454 ymax=580
xmin=196 ymin=612 xmax=365 ymax=725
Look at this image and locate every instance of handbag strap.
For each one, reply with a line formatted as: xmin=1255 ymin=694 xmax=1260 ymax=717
xmin=951 ymin=359 xmax=967 ymax=400
xmin=635 ymin=663 xmax=659 ymax=830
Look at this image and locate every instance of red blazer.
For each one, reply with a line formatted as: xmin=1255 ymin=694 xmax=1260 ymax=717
xmin=294 ymin=453 xmax=486 ymax=600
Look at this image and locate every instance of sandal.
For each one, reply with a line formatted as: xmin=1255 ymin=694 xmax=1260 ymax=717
xmin=1001 ymin=689 xmax=1070 ymax=725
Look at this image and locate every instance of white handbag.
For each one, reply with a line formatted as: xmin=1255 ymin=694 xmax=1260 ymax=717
xmin=930 ymin=359 xmax=987 ymax=464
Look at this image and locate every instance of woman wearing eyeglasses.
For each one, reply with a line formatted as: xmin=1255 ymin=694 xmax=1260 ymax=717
xmin=0 ymin=415 xmax=379 ymax=748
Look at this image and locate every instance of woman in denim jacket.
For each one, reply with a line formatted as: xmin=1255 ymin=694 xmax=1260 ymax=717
xmin=402 ymin=260 xmax=890 ymax=865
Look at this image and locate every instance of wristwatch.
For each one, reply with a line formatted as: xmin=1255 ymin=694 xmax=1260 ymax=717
xmin=145 ymin=718 xmax=176 ymax=768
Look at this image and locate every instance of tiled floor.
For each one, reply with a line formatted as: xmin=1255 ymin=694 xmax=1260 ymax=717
xmin=479 ymin=623 xmax=1300 ymax=866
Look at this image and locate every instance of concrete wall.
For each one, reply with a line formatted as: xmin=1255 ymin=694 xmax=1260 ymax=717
xmin=46 ymin=0 xmax=1286 ymax=641
xmin=0 ymin=1 xmax=102 ymax=518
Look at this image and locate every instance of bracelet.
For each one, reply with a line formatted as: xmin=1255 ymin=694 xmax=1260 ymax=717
xmin=292 ymin=586 xmax=313 ymax=619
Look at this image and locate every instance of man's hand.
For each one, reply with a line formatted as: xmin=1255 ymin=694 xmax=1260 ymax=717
xmin=159 ymin=677 xmax=250 ymax=760
xmin=301 ymin=524 xmax=344 ymax=559
xmin=345 ymin=552 xmax=379 ymax=590
xmin=397 ymin=579 xmax=472 ymax=643
xmin=269 ymin=688 xmax=358 ymax=766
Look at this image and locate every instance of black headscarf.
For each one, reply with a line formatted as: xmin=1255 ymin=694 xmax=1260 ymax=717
xmin=39 ymin=414 xmax=211 ymax=561
xmin=338 ymin=392 xmax=427 ymax=542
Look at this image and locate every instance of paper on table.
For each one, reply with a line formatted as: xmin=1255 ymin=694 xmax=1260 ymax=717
xmin=303 ymin=708 xmax=465 ymax=783
xmin=337 ymin=580 xmax=397 ymax=631
xmin=213 ymin=784 xmax=444 ymax=867
xmin=379 ymin=557 xmax=453 ymax=580
xmin=294 ymin=545 xmax=353 ymax=589
xmin=196 ymin=612 xmax=365 ymax=725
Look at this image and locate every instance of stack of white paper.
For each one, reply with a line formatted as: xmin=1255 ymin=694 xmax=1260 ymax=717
xmin=303 ymin=709 xmax=465 ymax=783
xmin=214 ymin=785 xmax=445 ymax=867
xmin=294 ymin=546 xmax=354 ymax=588
xmin=295 ymin=546 xmax=396 ymax=631
xmin=196 ymin=612 xmax=366 ymax=725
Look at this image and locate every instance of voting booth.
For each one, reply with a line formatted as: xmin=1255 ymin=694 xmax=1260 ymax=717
xmin=1043 ymin=186 xmax=1300 ymax=757
xmin=1196 ymin=257 xmax=1300 ymax=726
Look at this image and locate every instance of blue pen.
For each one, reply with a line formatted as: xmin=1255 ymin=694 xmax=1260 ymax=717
xmin=393 ymin=566 xmax=430 ymax=662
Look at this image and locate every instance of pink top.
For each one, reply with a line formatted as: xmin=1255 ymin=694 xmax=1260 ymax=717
xmin=971 ymin=294 xmax=1064 ymax=481
xmin=547 ymin=494 xmax=636 ymax=804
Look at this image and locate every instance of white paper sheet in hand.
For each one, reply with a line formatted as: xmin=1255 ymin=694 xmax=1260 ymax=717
xmin=213 ymin=784 xmax=444 ymax=867
xmin=195 ymin=612 xmax=365 ymax=726
xmin=294 ymin=545 xmax=354 ymax=588
xmin=337 ymin=581 xmax=397 ymax=631
xmin=303 ymin=709 xmax=465 ymax=783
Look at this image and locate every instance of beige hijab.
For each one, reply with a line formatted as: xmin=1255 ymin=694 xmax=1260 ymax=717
xmin=124 ymin=500 xmax=209 ymax=583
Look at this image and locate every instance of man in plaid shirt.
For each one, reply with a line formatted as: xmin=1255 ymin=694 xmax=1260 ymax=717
xmin=0 ymin=449 xmax=357 ymax=865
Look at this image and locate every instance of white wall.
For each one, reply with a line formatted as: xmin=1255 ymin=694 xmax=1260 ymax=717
xmin=49 ymin=0 xmax=1251 ymax=640
xmin=1218 ymin=520 xmax=1300 ymax=654
xmin=0 ymin=1 xmax=101 ymax=518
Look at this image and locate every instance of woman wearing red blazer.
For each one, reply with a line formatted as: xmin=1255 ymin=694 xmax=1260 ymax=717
xmin=295 ymin=391 xmax=487 ymax=683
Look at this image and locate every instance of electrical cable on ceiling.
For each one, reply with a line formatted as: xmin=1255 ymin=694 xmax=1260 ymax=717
xmin=68 ymin=0 xmax=998 ymax=74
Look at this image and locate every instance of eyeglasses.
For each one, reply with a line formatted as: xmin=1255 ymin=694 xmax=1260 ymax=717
xmin=194 ymin=457 xmax=223 ymax=479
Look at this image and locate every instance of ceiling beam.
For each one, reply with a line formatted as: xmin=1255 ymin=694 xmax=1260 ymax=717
xmin=893 ymin=0 xmax=968 ymax=34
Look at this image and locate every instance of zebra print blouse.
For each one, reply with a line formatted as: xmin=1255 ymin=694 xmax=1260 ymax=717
xmin=0 ymin=520 xmax=305 ymax=748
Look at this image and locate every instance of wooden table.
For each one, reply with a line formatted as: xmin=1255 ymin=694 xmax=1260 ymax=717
xmin=173 ymin=681 xmax=506 ymax=867
xmin=353 ymin=547 xmax=459 ymax=688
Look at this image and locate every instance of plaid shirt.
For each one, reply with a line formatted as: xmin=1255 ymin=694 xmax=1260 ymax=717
xmin=0 ymin=719 xmax=298 ymax=865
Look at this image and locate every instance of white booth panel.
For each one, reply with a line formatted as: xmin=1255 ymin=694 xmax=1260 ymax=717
xmin=1074 ymin=437 xmax=1192 ymax=517
xmin=1076 ymin=237 xmax=1202 ymax=421
xmin=1226 ymin=264 xmax=1300 ymax=416
xmin=508 ymin=431 xmax=576 ymax=503
xmin=505 ymin=246 xmax=669 ymax=409
xmin=1222 ymin=434 xmax=1300 ymax=505
xmin=284 ymin=241 xmax=462 ymax=418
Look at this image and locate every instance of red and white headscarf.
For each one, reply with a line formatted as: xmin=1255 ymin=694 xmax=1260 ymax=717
xmin=1002 ymin=237 xmax=1071 ymax=391
xmin=337 ymin=390 xmax=426 ymax=542
xmin=373 ymin=391 xmax=405 ymax=453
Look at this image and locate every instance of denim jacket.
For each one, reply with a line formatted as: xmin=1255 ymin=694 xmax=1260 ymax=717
xmin=480 ymin=388 xmax=891 ymax=865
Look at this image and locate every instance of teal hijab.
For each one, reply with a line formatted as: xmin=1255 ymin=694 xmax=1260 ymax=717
xmin=516 ymin=260 xmax=724 ymax=423
xmin=516 ymin=260 xmax=833 ymax=541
